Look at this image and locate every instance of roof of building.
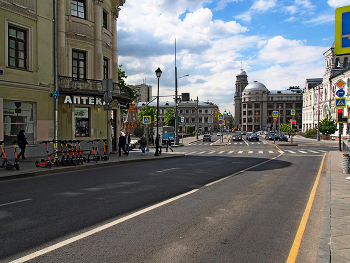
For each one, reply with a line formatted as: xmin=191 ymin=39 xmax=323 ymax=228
xmin=135 ymin=101 xmax=218 ymax=108
xmin=305 ymin=78 xmax=323 ymax=89
xmin=243 ymin=81 xmax=268 ymax=92
xmin=237 ymin=69 xmax=247 ymax=76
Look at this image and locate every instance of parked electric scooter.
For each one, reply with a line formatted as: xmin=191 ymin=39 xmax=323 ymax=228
xmin=101 ymin=139 xmax=109 ymax=161
xmin=0 ymin=140 xmax=19 ymax=170
xmin=84 ymin=140 xmax=98 ymax=163
xmin=35 ymin=141 xmax=51 ymax=168
xmin=95 ymin=139 xmax=101 ymax=161
xmin=58 ymin=140 xmax=68 ymax=166
xmin=50 ymin=140 xmax=60 ymax=167
xmin=75 ymin=140 xmax=84 ymax=165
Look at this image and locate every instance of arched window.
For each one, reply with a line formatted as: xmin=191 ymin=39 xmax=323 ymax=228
xmin=335 ymin=58 xmax=340 ymax=68
xmin=344 ymin=57 xmax=349 ymax=67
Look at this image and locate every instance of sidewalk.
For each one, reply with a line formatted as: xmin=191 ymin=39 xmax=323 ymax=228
xmin=0 ymin=135 xmax=204 ymax=181
xmin=318 ymin=150 xmax=350 ymax=263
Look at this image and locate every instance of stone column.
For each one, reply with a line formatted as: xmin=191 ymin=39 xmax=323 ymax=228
xmin=57 ymin=0 xmax=66 ymax=76
xmin=111 ymin=8 xmax=120 ymax=83
xmin=94 ymin=0 xmax=103 ymax=80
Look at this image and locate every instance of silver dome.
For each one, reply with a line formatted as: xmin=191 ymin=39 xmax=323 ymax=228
xmin=243 ymin=81 xmax=268 ymax=92
xmin=237 ymin=69 xmax=246 ymax=76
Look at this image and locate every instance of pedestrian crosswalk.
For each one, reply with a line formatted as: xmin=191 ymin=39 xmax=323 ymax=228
xmin=167 ymin=149 xmax=326 ymax=155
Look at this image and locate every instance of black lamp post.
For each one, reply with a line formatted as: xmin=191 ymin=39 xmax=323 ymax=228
xmin=155 ymin=67 xmax=162 ymax=156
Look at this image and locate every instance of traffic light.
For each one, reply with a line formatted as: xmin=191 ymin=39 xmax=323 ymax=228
xmin=290 ymin=120 xmax=296 ymax=130
xmin=337 ymin=109 xmax=348 ymax=123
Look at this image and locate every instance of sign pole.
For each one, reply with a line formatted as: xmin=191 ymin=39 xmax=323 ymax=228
xmin=339 ymin=123 xmax=343 ymax=151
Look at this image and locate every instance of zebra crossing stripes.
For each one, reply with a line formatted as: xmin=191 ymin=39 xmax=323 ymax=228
xmin=268 ymin=151 xmax=274 ymax=153
xmin=238 ymin=151 xmax=243 ymax=154
xmin=228 ymin=151 xmax=234 ymax=154
xmin=248 ymin=151 xmax=253 ymax=154
xmin=258 ymin=151 xmax=263 ymax=154
xmin=308 ymin=150 xmax=319 ymax=153
xmin=207 ymin=151 xmax=215 ymax=154
xmin=286 ymin=150 xmax=296 ymax=153
xmin=218 ymin=151 xmax=225 ymax=154
xmin=198 ymin=151 xmax=206 ymax=154
xmin=299 ymin=150 xmax=308 ymax=153
xmin=178 ymin=149 xmax=325 ymax=156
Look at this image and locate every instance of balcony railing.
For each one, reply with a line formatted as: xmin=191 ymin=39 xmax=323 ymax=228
xmin=58 ymin=76 xmax=133 ymax=102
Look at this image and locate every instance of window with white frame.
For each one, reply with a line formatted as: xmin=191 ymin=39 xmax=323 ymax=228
xmin=71 ymin=0 xmax=86 ymax=19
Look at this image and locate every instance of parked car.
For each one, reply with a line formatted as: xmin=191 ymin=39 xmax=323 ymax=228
xmin=248 ymin=133 xmax=259 ymax=141
xmin=217 ymin=132 xmax=222 ymax=136
xmin=203 ymin=134 xmax=212 ymax=142
xmin=232 ymin=134 xmax=242 ymax=141
xmin=266 ymin=133 xmax=276 ymax=140
xmin=129 ymin=141 xmax=136 ymax=150
xmin=276 ymin=134 xmax=288 ymax=142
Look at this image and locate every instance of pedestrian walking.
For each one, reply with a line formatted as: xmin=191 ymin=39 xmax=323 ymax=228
xmin=125 ymin=132 xmax=131 ymax=154
xmin=166 ymin=137 xmax=173 ymax=152
xmin=155 ymin=134 xmax=162 ymax=155
xmin=288 ymin=132 xmax=291 ymax=138
xmin=118 ymin=132 xmax=128 ymax=156
xmin=17 ymin=129 xmax=29 ymax=159
xmin=140 ymin=135 xmax=147 ymax=155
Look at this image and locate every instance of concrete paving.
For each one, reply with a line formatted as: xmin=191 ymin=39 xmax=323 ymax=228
xmin=0 ymin=133 xmax=348 ymax=262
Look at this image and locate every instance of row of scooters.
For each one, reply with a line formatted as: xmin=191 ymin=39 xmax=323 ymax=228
xmin=35 ymin=139 xmax=109 ymax=168
xmin=0 ymin=140 xmax=20 ymax=170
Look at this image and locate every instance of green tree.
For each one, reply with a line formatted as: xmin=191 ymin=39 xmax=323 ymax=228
xmin=186 ymin=126 xmax=194 ymax=133
xmin=138 ymin=106 xmax=156 ymax=123
xmin=319 ymin=115 xmax=338 ymax=135
xmin=280 ymin=123 xmax=292 ymax=133
xmin=118 ymin=65 xmax=139 ymax=101
xmin=133 ymin=126 xmax=145 ymax=138
xmin=165 ymin=108 xmax=179 ymax=126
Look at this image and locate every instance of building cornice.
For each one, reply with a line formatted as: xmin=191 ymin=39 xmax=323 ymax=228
xmin=0 ymin=79 xmax=52 ymax=92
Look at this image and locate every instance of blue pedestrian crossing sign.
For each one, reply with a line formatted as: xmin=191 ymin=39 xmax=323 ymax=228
xmin=335 ymin=97 xmax=347 ymax=108
xmin=143 ymin=116 xmax=151 ymax=124
xmin=291 ymin=109 xmax=295 ymax=115
xmin=335 ymin=5 xmax=350 ymax=55
xmin=272 ymin=111 xmax=279 ymax=117
xmin=218 ymin=114 xmax=224 ymax=120
xmin=181 ymin=117 xmax=184 ymax=123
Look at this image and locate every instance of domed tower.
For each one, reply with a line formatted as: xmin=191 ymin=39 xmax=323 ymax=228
xmin=234 ymin=69 xmax=248 ymax=129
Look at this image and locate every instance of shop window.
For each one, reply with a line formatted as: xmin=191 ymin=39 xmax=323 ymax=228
xmin=103 ymin=57 xmax=109 ymax=79
xmin=71 ymin=0 xmax=86 ymax=19
xmin=75 ymin=107 xmax=90 ymax=137
xmin=72 ymin=50 xmax=86 ymax=79
xmin=8 ymin=26 xmax=27 ymax=69
xmin=103 ymin=10 xmax=108 ymax=29
xmin=3 ymin=101 xmax=34 ymax=144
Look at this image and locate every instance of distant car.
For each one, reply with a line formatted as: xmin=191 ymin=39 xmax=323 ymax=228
xmin=276 ymin=134 xmax=288 ymax=142
xmin=232 ymin=134 xmax=242 ymax=141
xmin=266 ymin=133 xmax=276 ymax=140
xmin=248 ymin=133 xmax=259 ymax=141
xmin=241 ymin=131 xmax=246 ymax=135
xmin=203 ymin=134 xmax=212 ymax=142
xmin=129 ymin=141 xmax=136 ymax=150
xmin=217 ymin=132 xmax=222 ymax=136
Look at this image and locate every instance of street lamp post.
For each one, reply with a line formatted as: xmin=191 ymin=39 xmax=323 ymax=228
xmin=155 ymin=68 xmax=162 ymax=156
xmin=196 ymin=96 xmax=199 ymax=140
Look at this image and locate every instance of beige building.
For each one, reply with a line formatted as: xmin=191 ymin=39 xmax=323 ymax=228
xmin=0 ymin=0 xmax=55 ymax=151
xmin=56 ymin=0 xmax=132 ymax=151
xmin=129 ymin=83 xmax=152 ymax=103
xmin=0 ymin=0 xmax=132 ymax=155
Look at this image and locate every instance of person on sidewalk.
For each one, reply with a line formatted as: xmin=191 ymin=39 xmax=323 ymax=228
xmin=125 ymin=132 xmax=131 ymax=155
xmin=17 ymin=130 xmax=29 ymax=160
xmin=118 ymin=133 xmax=128 ymax=156
xmin=155 ymin=134 xmax=162 ymax=155
xmin=140 ymin=135 xmax=147 ymax=155
xmin=166 ymin=137 xmax=173 ymax=152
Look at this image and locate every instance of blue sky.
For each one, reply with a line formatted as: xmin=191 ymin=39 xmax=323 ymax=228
xmin=117 ymin=0 xmax=350 ymax=114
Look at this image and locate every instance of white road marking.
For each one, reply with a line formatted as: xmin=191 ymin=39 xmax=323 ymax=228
xmin=299 ymin=151 xmax=308 ymax=153
xmin=238 ymin=151 xmax=243 ymax=154
xmin=279 ymin=151 xmax=284 ymax=154
xmin=287 ymin=150 xmax=296 ymax=153
xmin=156 ymin=168 xmax=180 ymax=173
xmin=228 ymin=151 xmax=234 ymax=154
xmin=198 ymin=151 xmax=206 ymax=154
xmin=218 ymin=151 xmax=225 ymax=154
xmin=0 ymin=199 xmax=32 ymax=207
xmin=309 ymin=150 xmax=319 ymax=153
xmin=268 ymin=151 xmax=274 ymax=153
xmin=207 ymin=151 xmax=215 ymax=154
xmin=248 ymin=151 xmax=253 ymax=154
xmin=258 ymin=151 xmax=263 ymax=154
xmin=210 ymin=143 xmax=213 ymax=145
xmin=186 ymin=152 xmax=196 ymax=155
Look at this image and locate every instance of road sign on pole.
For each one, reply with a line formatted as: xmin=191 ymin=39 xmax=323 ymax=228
xmin=143 ymin=116 xmax=151 ymax=124
xmin=218 ymin=114 xmax=224 ymax=120
xmin=272 ymin=111 xmax=279 ymax=117
xmin=273 ymin=117 xmax=278 ymax=121
xmin=335 ymin=97 xmax=347 ymax=108
xmin=181 ymin=117 xmax=184 ymax=123
xmin=291 ymin=109 xmax=295 ymax=115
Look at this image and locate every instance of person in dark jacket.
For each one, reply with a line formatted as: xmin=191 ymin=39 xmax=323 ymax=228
xmin=166 ymin=137 xmax=173 ymax=152
xmin=140 ymin=135 xmax=147 ymax=155
xmin=118 ymin=132 xmax=128 ymax=156
xmin=17 ymin=130 xmax=29 ymax=159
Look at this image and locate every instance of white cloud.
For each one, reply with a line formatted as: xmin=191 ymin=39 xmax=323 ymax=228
xmin=328 ymin=0 xmax=350 ymax=8
xmin=235 ymin=11 xmax=253 ymax=23
xmin=304 ymin=14 xmax=334 ymax=25
xmin=284 ymin=16 xmax=297 ymax=22
xmin=215 ymin=0 xmax=240 ymax=10
xmin=285 ymin=6 xmax=298 ymax=15
xmin=251 ymin=0 xmax=277 ymax=12
xmin=295 ymin=0 xmax=315 ymax=10
xmin=258 ymin=36 xmax=326 ymax=64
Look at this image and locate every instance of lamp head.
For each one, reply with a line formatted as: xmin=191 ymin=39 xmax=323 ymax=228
xmin=155 ymin=68 xmax=162 ymax=78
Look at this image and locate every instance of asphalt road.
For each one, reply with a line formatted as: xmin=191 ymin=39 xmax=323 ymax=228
xmin=0 ymin=133 xmax=328 ymax=262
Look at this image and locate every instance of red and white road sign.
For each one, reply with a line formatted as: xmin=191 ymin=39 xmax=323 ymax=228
xmin=273 ymin=117 xmax=278 ymax=121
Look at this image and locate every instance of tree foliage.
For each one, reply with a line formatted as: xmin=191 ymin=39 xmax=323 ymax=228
xmin=280 ymin=123 xmax=292 ymax=133
xmin=118 ymin=64 xmax=139 ymax=101
xmin=186 ymin=126 xmax=194 ymax=133
xmin=133 ymin=126 xmax=145 ymax=138
xmin=138 ymin=106 xmax=156 ymax=123
xmin=319 ymin=115 xmax=338 ymax=135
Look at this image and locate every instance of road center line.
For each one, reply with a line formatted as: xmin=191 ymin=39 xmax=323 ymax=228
xmin=286 ymin=152 xmax=327 ymax=263
xmin=0 ymin=199 xmax=32 ymax=207
xmin=156 ymin=168 xmax=180 ymax=173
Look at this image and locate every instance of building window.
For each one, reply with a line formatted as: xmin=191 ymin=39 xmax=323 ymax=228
xmin=205 ymin=110 xmax=208 ymax=113
xmin=186 ymin=118 xmax=189 ymax=123
xmin=72 ymin=50 xmax=86 ymax=79
xmin=3 ymin=101 xmax=35 ymax=144
xmin=199 ymin=110 xmax=202 ymax=113
xmin=75 ymin=107 xmax=90 ymax=137
xmin=103 ymin=57 xmax=108 ymax=79
xmin=103 ymin=10 xmax=108 ymax=29
xmin=204 ymin=117 xmax=208 ymax=123
xmin=71 ymin=0 xmax=85 ymax=19
xmin=186 ymin=110 xmax=189 ymax=114
xmin=8 ymin=26 xmax=27 ymax=69
xmin=192 ymin=110 xmax=195 ymax=113
xmin=180 ymin=110 xmax=183 ymax=113
xmin=192 ymin=118 xmax=195 ymax=123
